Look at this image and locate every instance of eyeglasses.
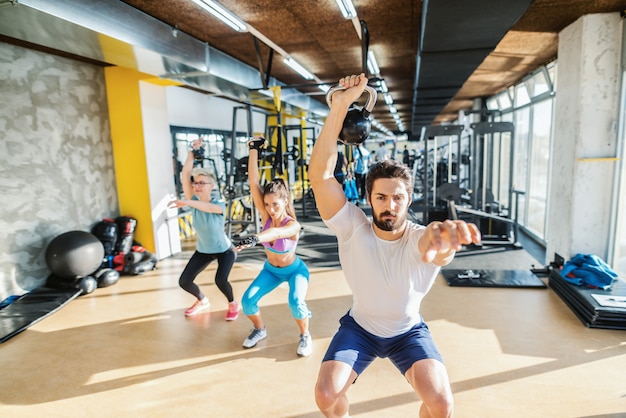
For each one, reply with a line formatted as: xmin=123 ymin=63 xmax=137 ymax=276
xmin=192 ymin=182 xmax=212 ymax=187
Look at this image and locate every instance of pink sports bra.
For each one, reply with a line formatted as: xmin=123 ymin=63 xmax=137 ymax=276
xmin=261 ymin=217 xmax=297 ymax=254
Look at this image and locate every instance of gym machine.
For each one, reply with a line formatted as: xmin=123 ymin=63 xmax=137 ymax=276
xmin=224 ymin=104 xmax=313 ymax=237
xmin=453 ymin=121 xmax=522 ymax=248
xmin=224 ymin=105 xmax=258 ymax=239
xmin=419 ymin=124 xmax=466 ymax=224
xmin=282 ymin=124 xmax=315 ymax=218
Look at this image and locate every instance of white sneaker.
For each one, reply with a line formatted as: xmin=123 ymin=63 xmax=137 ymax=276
xmin=297 ymin=333 xmax=312 ymax=357
xmin=243 ymin=327 xmax=267 ymax=348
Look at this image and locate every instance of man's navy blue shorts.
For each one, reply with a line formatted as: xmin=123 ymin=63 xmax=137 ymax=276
xmin=322 ymin=312 xmax=444 ymax=376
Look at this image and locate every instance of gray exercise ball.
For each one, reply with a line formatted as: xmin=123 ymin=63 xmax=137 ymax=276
xmin=45 ymin=230 xmax=105 ymax=279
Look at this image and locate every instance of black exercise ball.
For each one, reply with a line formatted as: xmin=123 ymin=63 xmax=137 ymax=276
xmin=45 ymin=231 xmax=105 ymax=279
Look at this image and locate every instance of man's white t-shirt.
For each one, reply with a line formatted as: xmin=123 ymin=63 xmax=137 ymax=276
xmin=323 ymin=202 xmax=441 ymax=337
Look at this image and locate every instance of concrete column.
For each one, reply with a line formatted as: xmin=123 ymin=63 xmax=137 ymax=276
xmin=546 ymin=13 xmax=622 ymax=263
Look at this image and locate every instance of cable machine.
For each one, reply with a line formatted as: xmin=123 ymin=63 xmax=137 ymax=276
xmin=420 ymin=124 xmax=465 ymax=224
xmin=470 ymin=121 xmax=515 ymax=213
xmin=224 ymin=104 xmax=258 ymax=239
xmin=224 ymin=97 xmax=310 ymax=237
xmin=452 ymin=121 xmax=522 ymax=247
xmin=283 ymin=124 xmax=315 ymax=218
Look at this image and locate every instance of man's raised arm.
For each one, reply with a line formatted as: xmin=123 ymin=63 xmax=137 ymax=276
xmin=309 ymin=74 xmax=368 ymax=220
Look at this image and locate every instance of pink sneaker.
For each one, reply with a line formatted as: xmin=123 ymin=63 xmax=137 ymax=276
xmin=185 ymin=299 xmax=210 ymax=316
xmin=225 ymin=301 xmax=240 ymax=321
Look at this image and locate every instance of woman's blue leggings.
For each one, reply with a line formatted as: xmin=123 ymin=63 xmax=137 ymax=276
xmin=241 ymin=256 xmax=311 ymax=319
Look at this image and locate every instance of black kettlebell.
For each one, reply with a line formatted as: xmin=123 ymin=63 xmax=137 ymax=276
xmin=326 ymin=84 xmax=377 ymax=145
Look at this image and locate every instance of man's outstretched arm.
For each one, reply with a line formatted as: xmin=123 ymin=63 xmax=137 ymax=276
xmin=418 ymin=220 xmax=482 ymax=265
xmin=309 ymin=74 xmax=368 ymax=220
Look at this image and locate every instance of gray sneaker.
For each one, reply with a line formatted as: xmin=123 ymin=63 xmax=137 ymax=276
xmin=297 ymin=333 xmax=312 ymax=357
xmin=243 ymin=327 xmax=267 ymax=348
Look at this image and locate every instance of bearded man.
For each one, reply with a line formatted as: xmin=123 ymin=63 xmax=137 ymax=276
xmin=308 ymin=73 xmax=482 ymax=418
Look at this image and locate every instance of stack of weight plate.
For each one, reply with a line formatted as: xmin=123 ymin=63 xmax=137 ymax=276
xmin=548 ymin=269 xmax=626 ymax=330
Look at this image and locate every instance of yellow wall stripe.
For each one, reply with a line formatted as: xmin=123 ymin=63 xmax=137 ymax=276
xmin=178 ymin=213 xmax=195 ymax=240
xmin=104 ymin=66 xmax=155 ymax=252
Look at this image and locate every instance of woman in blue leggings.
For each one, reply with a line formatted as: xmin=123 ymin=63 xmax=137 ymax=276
xmin=235 ymin=136 xmax=312 ymax=357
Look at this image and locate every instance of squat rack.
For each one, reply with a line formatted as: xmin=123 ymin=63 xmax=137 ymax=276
xmin=224 ymin=104 xmax=316 ymax=238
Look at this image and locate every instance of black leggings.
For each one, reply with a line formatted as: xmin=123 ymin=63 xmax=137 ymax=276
xmin=179 ymin=248 xmax=237 ymax=302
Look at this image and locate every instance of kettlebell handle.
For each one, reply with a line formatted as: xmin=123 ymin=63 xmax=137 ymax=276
xmin=326 ymin=84 xmax=378 ymax=118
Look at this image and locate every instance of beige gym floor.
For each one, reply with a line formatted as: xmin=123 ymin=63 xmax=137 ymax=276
xmin=1 ymin=237 xmax=625 ymax=417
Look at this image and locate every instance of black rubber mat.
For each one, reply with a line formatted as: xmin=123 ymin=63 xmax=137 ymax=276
xmin=442 ymin=269 xmax=547 ymax=288
xmin=0 ymin=287 xmax=82 ymax=343
xmin=548 ymin=269 xmax=626 ymax=330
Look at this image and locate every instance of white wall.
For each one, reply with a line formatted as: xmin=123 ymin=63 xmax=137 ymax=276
xmin=140 ymin=82 xmax=181 ymax=259
xmin=166 ymin=87 xmax=267 ymax=133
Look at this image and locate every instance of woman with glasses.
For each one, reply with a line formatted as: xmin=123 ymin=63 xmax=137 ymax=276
xmin=234 ymin=136 xmax=313 ymax=357
xmin=168 ymin=138 xmax=239 ymax=321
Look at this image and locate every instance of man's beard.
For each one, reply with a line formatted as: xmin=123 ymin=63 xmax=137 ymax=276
xmin=372 ymin=210 xmax=407 ymax=231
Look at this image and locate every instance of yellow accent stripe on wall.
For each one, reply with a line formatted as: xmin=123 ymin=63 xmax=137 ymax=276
xmin=178 ymin=213 xmax=195 ymax=240
xmin=98 ymin=33 xmax=137 ymax=70
xmin=104 ymin=66 xmax=155 ymax=253
xmin=144 ymin=77 xmax=184 ymax=87
xmin=576 ymin=157 xmax=620 ymax=162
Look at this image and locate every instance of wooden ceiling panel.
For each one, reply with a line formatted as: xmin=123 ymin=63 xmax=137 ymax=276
xmin=513 ymin=0 xmax=626 ymax=32
xmin=119 ymin=0 xmax=626 ymax=134
xmin=497 ymin=31 xmax=558 ymax=53
xmin=478 ymin=55 xmax=530 ymax=73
